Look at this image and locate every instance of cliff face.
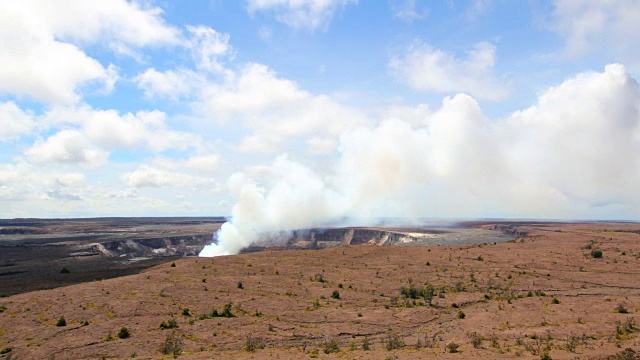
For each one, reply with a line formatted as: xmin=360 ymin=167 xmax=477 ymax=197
xmin=240 ymin=227 xmax=428 ymax=253
xmin=69 ymin=235 xmax=211 ymax=258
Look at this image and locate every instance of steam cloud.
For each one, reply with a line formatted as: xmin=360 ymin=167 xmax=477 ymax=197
xmin=200 ymin=64 xmax=640 ymax=257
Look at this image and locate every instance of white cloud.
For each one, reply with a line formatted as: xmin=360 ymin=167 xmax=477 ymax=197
xmin=0 ymin=0 xmax=180 ymax=104
xmin=25 ymin=130 xmax=109 ymax=167
xmin=552 ymin=0 xmax=640 ymax=60
xmin=40 ymin=106 xmax=202 ymax=153
xmin=197 ymin=63 xmax=368 ymax=154
xmin=390 ymin=0 xmax=428 ymax=22
xmin=246 ymin=0 xmax=357 ymax=30
xmin=186 ymin=25 xmax=233 ymax=72
xmin=122 ymin=165 xmax=219 ymax=189
xmin=389 ymin=41 xmax=508 ymax=100
xmin=0 ymin=101 xmax=38 ymax=140
xmin=134 ymin=68 xmax=202 ymax=101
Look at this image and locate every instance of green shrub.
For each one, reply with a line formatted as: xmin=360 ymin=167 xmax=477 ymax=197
xmin=60 ymin=267 xmax=70 ymax=274
xmin=331 ymin=290 xmax=340 ymax=299
xmin=181 ymin=308 xmax=190 ymax=316
xmin=399 ymin=283 xmax=435 ymax=303
xmin=160 ymin=318 xmax=178 ymax=329
xmin=447 ymin=342 xmax=459 ymax=353
xmin=551 ymin=297 xmax=560 ymax=304
xmin=56 ymin=316 xmax=66 ymax=327
xmin=117 ymin=327 xmax=130 ymax=339
xmin=0 ymin=348 xmax=12 ymax=354
xmin=237 ymin=281 xmax=243 ymax=289
xmin=322 ymin=338 xmax=340 ymax=354
xmin=457 ymin=311 xmax=466 ymax=319
xmin=384 ymin=332 xmax=404 ymax=350
xmin=591 ymin=249 xmax=603 ymax=258
xmin=617 ymin=304 xmax=629 ymax=314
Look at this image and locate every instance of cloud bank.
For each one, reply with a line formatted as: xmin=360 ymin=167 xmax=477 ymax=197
xmin=200 ymin=63 xmax=640 ymax=256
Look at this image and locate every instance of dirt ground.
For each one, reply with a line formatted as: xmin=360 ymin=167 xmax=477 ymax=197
xmin=1 ymin=222 xmax=639 ymax=359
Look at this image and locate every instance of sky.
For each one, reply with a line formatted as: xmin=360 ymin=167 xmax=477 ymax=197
xmin=1 ymin=1 xmax=640 ymax=225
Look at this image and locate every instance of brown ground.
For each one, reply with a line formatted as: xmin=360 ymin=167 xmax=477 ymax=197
xmin=1 ymin=222 xmax=639 ymax=359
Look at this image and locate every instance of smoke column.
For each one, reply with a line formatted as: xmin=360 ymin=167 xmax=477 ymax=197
xmin=200 ymin=64 xmax=640 ymax=257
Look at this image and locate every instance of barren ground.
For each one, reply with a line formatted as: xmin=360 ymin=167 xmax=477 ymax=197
xmin=1 ymin=222 xmax=639 ymax=359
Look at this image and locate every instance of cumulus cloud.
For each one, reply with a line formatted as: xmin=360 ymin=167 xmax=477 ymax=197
xmin=552 ymin=0 xmax=640 ymax=60
xmin=197 ymin=63 xmax=368 ymax=154
xmin=202 ymin=63 xmax=640 ymax=256
xmin=134 ymin=68 xmax=203 ymax=101
xmin=246 ymin=0 xmax=357 ymax=30
xmin=0 ymin=0 xmax=180 ymax=104
xmin=25 ymin=130 xmax=109 ymax=167
xmin=389 ymin=41 xmax=508 ymax=100
xmin=0 ymin=102 xmax=38 ymax=140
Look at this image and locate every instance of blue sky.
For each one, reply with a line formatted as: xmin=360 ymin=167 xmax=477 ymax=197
xmin=1 ymin=0 xmax=640 ymax=223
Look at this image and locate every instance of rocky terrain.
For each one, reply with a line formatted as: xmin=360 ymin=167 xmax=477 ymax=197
xmin=0 ymin=218 xmax=224 ymax=296
xmin=0 ymin=221 xmax=639 ymax=359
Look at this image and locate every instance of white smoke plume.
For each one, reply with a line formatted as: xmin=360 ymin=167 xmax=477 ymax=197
xmin=200 ymin=64 xmax=640 ymax=257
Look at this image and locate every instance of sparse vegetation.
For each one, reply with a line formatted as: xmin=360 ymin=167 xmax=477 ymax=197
xmin=362 ymin=336 xmax=371 ymax=350
xmin=117 ymin=327 xmax=130 ymax=339
xmin=237 ymin=281 xmax=243 ymax=289
xmin=616 ymin=304 xmax=629 ymax=314
xmin=159 ymin=331 xmax=184 ymax=358
xmin=244 ymin=336 xmax=265 ymax=352
xmin=591 ymin=249 xmax=603 ymax=258
xmin=457 ymin=310 xmax=466 ymax=319
xmin=60 ymin=267 xmax=70 ymax=274
xmin=181 ymin=308 xmax=190 ymax=316
xmin=447 ymin=342 xmax=460 ymax=353
xmin=322 ymin=338 xmax=340 ymax=354
xmin=468 ymin=331 xmax=483 ymax=348
xmin=56 ymin=316 xmax=66 ymax=327
xmin=160 ymin=318 xmax=178 ymax=329
xmin=384 ymin=331 xmax=404 ymax=350
xmin=331 ymin=290 xmax=340 ymax=299
xmin=0 ymin=348 xmax=12 ymax=354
